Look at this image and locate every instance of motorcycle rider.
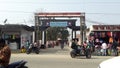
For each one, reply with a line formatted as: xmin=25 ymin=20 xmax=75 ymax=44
xmin=71 ymin=38 xmax=79 ymax=53
xmin=71 ymin=39 xmax=76 ymax=49
xmin=0 ymin=39 xmax=11 ymax=68
xmin=0 ymin=39 xmax=28 ymax=68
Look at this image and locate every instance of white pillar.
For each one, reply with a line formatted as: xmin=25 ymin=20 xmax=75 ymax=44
xmin=32 ymin=32 xmax=35 ymax=43
xmin=42 ymin=31 xmax=44 ymax=44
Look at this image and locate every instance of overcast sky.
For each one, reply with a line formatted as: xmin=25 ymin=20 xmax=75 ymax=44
xmin=0 ymin=0 xmax=120 ymax=27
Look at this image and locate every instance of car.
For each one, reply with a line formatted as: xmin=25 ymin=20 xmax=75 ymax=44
xmin=98 ymin=56 xmax=120 ymax=68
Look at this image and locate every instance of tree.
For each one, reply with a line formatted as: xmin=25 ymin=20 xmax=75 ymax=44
xmin=61 ymin=29 xmax=69 ymax=40
xmin=46 ymin=27 xmax=69 ymax=41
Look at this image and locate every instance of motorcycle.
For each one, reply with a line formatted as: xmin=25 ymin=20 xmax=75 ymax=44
xmin=7 ymin=60 xmax=28 ymax=68
xmin=26 ymin=43 xmax=40 ymax=54
xmin=70 ymin=45 xmax=92 ymax=58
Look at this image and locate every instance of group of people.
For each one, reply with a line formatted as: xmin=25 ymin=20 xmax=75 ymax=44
xmin=70 ymin=37 xmax=120 ymax=56
xmin=20 ymin=41 xmax=39 ymax=53
xmin=70 ymin=38 xmax=92 ymax=54
xmin=93 ymin=38 xmax=119 ymax=56
xmin=85 ymin=36 xmax=120 ymax=56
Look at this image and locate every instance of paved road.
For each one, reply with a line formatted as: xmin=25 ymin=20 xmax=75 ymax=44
xmin=10 ymin=46 xmax=115 ymax=68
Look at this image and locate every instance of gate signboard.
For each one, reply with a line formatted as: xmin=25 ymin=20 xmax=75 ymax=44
xmin=50 ymin=21 xmax=67 ymax=27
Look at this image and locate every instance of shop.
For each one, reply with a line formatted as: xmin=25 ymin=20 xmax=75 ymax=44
xmin=88 ymin=25 xmax=120 ymax=44
xmin=0 ymin=24 xmax=34 ymax=50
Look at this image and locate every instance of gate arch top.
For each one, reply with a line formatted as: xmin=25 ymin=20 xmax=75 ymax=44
xmin=35 ymin=12 xmax=85 ymax=18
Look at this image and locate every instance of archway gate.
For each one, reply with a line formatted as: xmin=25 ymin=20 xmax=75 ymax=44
xmin=34 ymin=12 xmax=86 ymax=45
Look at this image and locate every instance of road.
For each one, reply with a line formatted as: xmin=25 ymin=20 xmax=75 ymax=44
xmin=10 ymin=46 xmax=115 ymax=68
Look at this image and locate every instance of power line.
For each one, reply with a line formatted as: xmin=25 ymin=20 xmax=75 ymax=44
xmin=0 ymin=1 xmax=120 ymax=4
xmin=86 ymin=19 xmax=106 ymax=25
xmin=0 ymin=10 xmax=120 ymax=17
xmin=86 ymin=13 xmax=120 ymax=15
xmin=0 ymin=10 xmax=33 ymax=13
xmin=1 ymin=10 xmax=120 ymax=16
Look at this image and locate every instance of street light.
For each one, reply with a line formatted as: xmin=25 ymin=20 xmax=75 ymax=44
xmin=4 ymin=19 xmax=7 ymax=24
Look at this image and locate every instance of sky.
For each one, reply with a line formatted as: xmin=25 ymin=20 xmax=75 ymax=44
xmin=0 ymin=0 xmax=120 ymax=27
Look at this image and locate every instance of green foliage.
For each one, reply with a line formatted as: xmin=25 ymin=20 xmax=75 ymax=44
xmin=46 ymin=27 xmax=69 ymax=41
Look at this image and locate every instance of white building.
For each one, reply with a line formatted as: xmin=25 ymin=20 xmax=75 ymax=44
xmin=0 ymin=24 xmax=34 ymax=50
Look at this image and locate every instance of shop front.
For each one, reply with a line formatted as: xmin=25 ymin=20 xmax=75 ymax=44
xmin=89 ymin=25 xmax=120 ymax=44
xmin=4 ymin=33 xmax=21 ymax=49
xmin=0 ymin=24 xmax=34 ymax=50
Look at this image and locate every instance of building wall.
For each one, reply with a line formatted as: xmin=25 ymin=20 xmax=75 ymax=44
xmin=21 ymin=29 xmax=33 ymax=48
xmin=0 ymin=25 xmax=34 ymax=50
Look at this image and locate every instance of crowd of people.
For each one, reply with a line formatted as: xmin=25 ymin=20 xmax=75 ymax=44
xmin=83 ymin=36 xmax=120 ymax=56
xmin=70 ymin=36 xmax=120 ymax=56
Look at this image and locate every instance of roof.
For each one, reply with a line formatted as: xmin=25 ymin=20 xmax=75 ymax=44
xmin=90 ymin=25 xmax=120 ymax=31
xmin=0 ymin=24 xmax=34 ymax=32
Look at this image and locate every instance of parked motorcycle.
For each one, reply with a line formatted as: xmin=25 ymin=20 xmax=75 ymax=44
xmin=26 ymin=43 xmax=40 ymax=54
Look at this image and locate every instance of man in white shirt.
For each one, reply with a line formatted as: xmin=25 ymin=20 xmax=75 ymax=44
xmin=101 ymin=42 xmax=108 ymax=56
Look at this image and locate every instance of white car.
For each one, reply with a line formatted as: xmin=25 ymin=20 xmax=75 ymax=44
xmin=98 ymin=56 xmax=120 ymax=68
